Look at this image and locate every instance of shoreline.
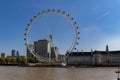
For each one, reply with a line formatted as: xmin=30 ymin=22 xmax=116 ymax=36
xmin=0 ymin=64 xmax=119 ymax=68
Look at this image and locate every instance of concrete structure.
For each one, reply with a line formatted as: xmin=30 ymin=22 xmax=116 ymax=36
xmin=1 ymin=53 xmax=5 ymax=58
xmin=51 ymin=47 xmax=56 ymax=58
xmin=34 ymin=39 xmax=51 ymax=58
xmin=66 ymin=51 xmax=120 ymax=66
xmin=66 ymin=46 xmax=120 ymax=66
xmin=27 ymin=44 xmax=34 ymax=58
xmin=66 ymin=52 xmax=93 ymax=66
xmin=93 ymin=51 xmax=120 ymax=66
xmin=51 ymin=47 xmax=59 ymax=59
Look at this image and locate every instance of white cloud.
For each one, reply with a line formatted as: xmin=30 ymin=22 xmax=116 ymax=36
xmin=102 ymin=11 xmax=111 ymax=17
xmin=100 ymin=11 xmax=111 ymax=19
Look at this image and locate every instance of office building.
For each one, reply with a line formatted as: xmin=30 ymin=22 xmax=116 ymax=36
xmin=1 ymin=53 xmax=5 ymax=58
xmin=11 ymin=49 xmax=16 ymax=57
xmin=51 ymin=47 xmax=59 ymax=59
xmin=34 ymin=39 xmax=51 ymax=58
xmin=16 ymin=51 xmax=19 ymax=57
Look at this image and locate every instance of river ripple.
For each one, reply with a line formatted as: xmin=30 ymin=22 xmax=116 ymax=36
xmin=0 ymin=66 xmax=118 ymax=80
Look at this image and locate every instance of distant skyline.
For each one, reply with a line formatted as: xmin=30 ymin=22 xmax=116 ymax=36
xmin=0 ymin=0 xmax=120 ymax=55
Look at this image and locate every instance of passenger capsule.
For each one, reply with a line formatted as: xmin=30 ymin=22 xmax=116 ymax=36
xmin=63 ymin=11 xmax=65 ymax=14
xmin=24 ymin=38 xmax=26 ymax=40
xmin=43 ymin=11 xmax=45 ymax=13
xmin=25 ymin=28 xmax=28 ymax=31
xmin=52 ymin=9 xmax=55 ymax=12
xmin=30 ymin=19 xmax=33 ymax=22
xmin=74 ymin=22 xmax=76 ymax=24
xmin=27 ymin=24 xmax=30 ymax=26
xmin=58 ymin=9 xmax=60 ymax=12
xmin=24 ymin=33 xmax=26 ymax=35
xmin=67 ymin=14 xmax=70 ymax=16
xmin=38 ymin=13 xmax=41 ymax=15
xmin=34 ymin=16 xmax=37 ymax=18
xmin=77 ymin=27 xmax=79 ymax=29
xmin=77 ymin=43 xmax=79 ymax=45
xmin=48 ymin=9 xmax=50 ymax=12
xmin=71 ymin=17 xmax=73 ymax=20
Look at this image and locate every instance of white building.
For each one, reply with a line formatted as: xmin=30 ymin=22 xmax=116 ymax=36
xmin=66 ymin=46 xmax=120 ymax=66
xmin=34 ymin=39 xmax=51 ymax=58
xmin=66 ymin=52 xmax=93 ymax=66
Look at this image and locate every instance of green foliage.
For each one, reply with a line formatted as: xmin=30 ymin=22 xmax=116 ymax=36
xmin=27 ymin=57 xmax=36 ymax=63
xmin=10 ymin=58 xmax=16 ymax=63
xmin=21 ymin=57 xmax=27 ymax=64
xmin=0 ymin=57 xmax=37 ymax=65
xmin=0 ymin=57 xmax=5 ymax=64
xmin=0 ymin=57 xmax=26 ymax=64
xmin=16 ymin=57 xmax=22 ymax=63
xmin=5 ymin=57 xmax=11 ymax=64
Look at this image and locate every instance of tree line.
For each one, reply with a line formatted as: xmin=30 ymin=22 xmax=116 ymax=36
xmin=0 ymin=57 xmax=37 ymax=65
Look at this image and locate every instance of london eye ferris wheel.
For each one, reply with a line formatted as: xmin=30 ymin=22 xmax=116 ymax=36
xmin=24 ymin=9 xmax=80 ymax=62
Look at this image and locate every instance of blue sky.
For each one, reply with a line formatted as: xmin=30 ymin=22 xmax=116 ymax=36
xmin=0 ymin=0 xmax=120 ymax=55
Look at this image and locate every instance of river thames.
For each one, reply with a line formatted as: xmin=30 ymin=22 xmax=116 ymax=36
xmin=0 ymin=66 xmax=118 ymax=80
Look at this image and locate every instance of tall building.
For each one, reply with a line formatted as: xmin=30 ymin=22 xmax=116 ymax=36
xmin=34 ymin=39 xmax=51 ymax=58
xmin=11 ymin=49 xmax=16 ymax=57
xmin=51 ymin=47 xmax=59 ymax=59
xmin=51 ymin=47 xmax=56 ymax=58
xmin=26 ymin=44 xmax=34 ymax=58
xmin=1 ymin=53 xmax=5 ymax=58
xmin=16 ymin=51 xmax=19 ymax=57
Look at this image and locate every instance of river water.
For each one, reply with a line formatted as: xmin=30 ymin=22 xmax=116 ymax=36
xmin=0 ymin=66 xmax=118 ymax=80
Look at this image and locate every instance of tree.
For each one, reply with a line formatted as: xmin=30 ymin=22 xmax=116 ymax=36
xmin=10 ymin=58 xmax=16 ymax=64
xmin=16 ymin=57 xmax=22 ymax=63
xmin=21 ymin=57 xmax=27 ymax=64
xmin=27 ymin=57 xmax=36 ymax=63
xmin=5 ymin=57 xmax=11 ymax=64
xmin=0 ymin=57 xmax=5 ymax=64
